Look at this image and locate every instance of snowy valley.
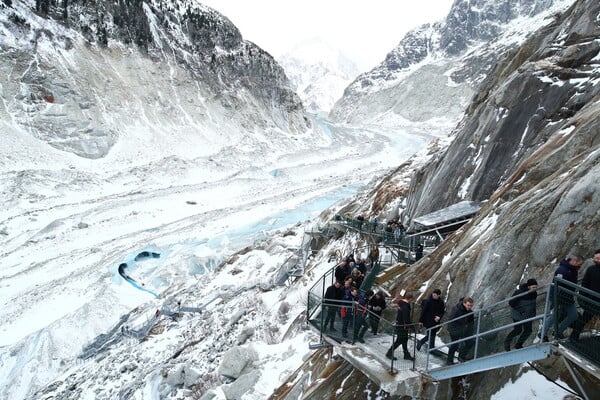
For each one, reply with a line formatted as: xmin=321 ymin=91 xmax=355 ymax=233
xmin=1 ymin=0 xmax=600 ymax=399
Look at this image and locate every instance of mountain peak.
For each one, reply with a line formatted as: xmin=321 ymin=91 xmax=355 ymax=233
xmin=278 ymin=38 xmax=360 ymax=113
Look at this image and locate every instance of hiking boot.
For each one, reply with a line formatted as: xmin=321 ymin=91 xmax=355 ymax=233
xmin=542 ymin=336 xmax=549 ymax=343
xmin=404 ymin=353 xmax=415 ymax=361
xmin=504 ymin=341 xmax=511 ymax=352
xmin=385 ymin=350 xmax=397 ymax=360
xmin=446 ymin=360 xmax=455 ymax=366
xmin=515 ymin=343 xmax=523 ymax=349
xmin=357 ymin=337 xmax=365 ymax=343
xmin=329 ymin=327 xmax=337 ymax=332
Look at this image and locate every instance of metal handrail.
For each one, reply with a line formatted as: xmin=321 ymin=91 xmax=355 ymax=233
xmin=424 ymin=283 xmax=553 ymax=371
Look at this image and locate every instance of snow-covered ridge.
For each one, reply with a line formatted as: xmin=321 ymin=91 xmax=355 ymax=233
xmin=0 ymin=0 xmax=308 ymax=160
xmin=330 ymin=0 xmax=576 ymax=128
xmin=278 ymin=39 xmax=360 ymax=113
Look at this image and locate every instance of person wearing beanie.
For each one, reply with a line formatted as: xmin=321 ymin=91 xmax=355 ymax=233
xmin=505 ymin=278 xmax=538 ymax=351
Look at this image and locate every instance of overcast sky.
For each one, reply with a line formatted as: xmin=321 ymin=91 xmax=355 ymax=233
xmin=199 ymin=0 xmax=454 ymax=70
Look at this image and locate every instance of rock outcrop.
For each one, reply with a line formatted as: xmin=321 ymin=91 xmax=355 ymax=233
xmin=0 ymin=0 xmax=309 ymax=159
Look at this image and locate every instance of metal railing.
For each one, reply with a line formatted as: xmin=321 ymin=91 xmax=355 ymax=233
xmin=424 ymin=285 xmax=552 ymax=371
xmin=312 ymin=296 xmax=419 ymax=373
xmin=308 ymin=266 xmax=600 ymax=379
xmin=334 ymin=215 xmax=441 ymax=263
xmin=424 ymin=279 xmax=600 ymax=372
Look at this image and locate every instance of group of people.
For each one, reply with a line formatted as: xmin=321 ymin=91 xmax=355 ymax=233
xmin=324 ymin=281 xmax=388 ymax=340
xmin=322 ymin=249 xmax=599 ymax=366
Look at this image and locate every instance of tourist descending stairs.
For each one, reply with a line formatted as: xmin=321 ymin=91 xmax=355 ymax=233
xmin=307 ymin=266 xmax=600 ymax=398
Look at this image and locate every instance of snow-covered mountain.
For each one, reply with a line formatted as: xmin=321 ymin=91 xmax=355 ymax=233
xmin=0 ymin=0 xmax=309 ymax=161
xmin=277 ymin=38 xmax=360 ymax=113
xmin=329 ymin=0 xmax=575 ymax=133
xmin=2 ymin=0 xmax=599 ymax=399
xmin=0 ymin=2 xmax=430 ymax=399
xmin=276 ymin=0 xmax=600 ymax=397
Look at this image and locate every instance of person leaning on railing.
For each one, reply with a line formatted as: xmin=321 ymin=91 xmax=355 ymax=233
xmin=569 ymin=249 xmax=600 ymax=342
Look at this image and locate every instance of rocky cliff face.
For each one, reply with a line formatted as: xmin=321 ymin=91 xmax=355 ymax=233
xmin=0 ymin=0 xmax=308 ymax=159
xmin=273 ymin=0 xmax=599 ymax=398
xmin=405 ymin=0 xmax=599 ymax=221
xmin=329 ymin=0 xmax=569 ymax=130
xmin=402 ymin=0 xmax=599 ymax=363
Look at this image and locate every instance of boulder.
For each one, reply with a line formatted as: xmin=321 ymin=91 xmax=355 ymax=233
xmin=217 ymin=346 xmax=258 ymax=380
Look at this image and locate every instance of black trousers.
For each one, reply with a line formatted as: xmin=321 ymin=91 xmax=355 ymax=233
xmin=390 ymin=327 xmax=409 ymax=354
xmin=418 ymin=326 xmax=440 ymax=348
xmin=505 ymin=319 xmax=533 ymax=346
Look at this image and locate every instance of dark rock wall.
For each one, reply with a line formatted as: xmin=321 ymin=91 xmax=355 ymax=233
xmin=401 ymin=0 xmax=599 ymax=308
xmin=406 ymin=0 xmax=599 ymax=220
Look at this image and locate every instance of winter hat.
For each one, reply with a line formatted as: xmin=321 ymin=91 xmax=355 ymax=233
xmin=526 ymin=278 xmax=538 ymax=287
xmin=433 ymin=289 xmax=442 ymax=295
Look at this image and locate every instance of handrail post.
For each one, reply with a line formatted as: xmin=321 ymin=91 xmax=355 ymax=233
xmin=319 ymin=302 xmax=325 ymax=343
xmin=351 ymin=301 xmax=357 ymax=344
xmin=553 ymin=279 xmax=559 ymax=336
xmin=411 ymin=324 xmax=417 ymax=370
xmin=541 ymin=283 xmax=553 ymax=339
xmin=390 ymin=328 xmax=396 ymax=373
xmin=425 ymin=327 xmax=431 ymax=372
xmin=474 ymin=309 xmax=482 ymax=359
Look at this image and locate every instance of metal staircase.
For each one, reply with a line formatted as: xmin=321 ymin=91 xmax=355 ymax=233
xmin=307 ymin=273 xmax=600 ymax=398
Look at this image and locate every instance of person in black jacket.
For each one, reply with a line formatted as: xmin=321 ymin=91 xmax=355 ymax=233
xmin=570 ymin=250 xmax=600 ymax=341
xmin=334 ymin=261 xmax=351 ymax=284
xmin=504 ymin=279 xmax=538 ymax=351
xmin=541 ymin=255 xmax=583 ymax=341
xmin=386 ymin=293 xmax=415 ymax=361
xmin=323 ymin=281 xmax=343 ymax=331
xmin=417 ymin=289 xmax=445 ymax=351
xmin=368 ymin=290 xmax=387 ymax=334
xmin=446 ymin=297 xmax=474 ymax=365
